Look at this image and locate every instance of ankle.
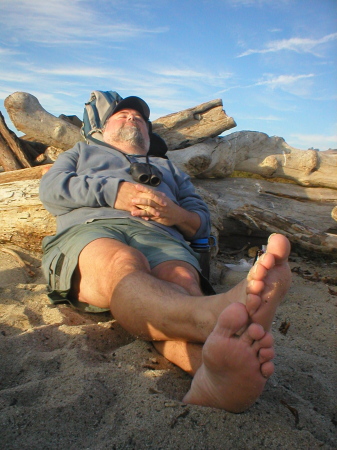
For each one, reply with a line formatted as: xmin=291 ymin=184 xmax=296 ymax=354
xmin=193 ymin=301 xmax=218 ymax=343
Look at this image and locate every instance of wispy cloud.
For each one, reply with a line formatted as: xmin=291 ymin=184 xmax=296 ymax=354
xmin=225 ymin=0 xmax=283 ymax=6
xmin=239 ymin=114 xmax=283 ymax=122
xmin=216 ymin=73 xmax=315 ymax=97
xmin=290 ymin=133 xmax=337 ymax=150
xmin=32 ymin=66 xmax=124 ymax=79
xmin=238 ymin=33 xmax=337 ymax=57
xmin=256 ymin=74 xmax=315 ymax=88
xmin=0 ymin=69 xmax=39 ymax=84
xmin=152 ymin=68 xmax=214 ymax=79
xmin=0 ymin=47 xmax=20 ymax=57
xmin=151 ymin=67 xmax=233 ymax=89
xmin=0 ymin=0 xmax=167 ymax=45
xmin=0 ymin=60 xmax=205 ymax=118
xmin=256 ymin=73 xmax=316 ymax=98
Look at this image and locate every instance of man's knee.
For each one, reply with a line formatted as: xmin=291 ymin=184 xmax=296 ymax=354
xmin=79 ymin=238 xmax=151 ymax=275
xmin=112 ymin=245 xmax=151 ymax=273
xmin=72 ymin=239 xmax=151 ymax=304
xmin=152 ymin=261 xmax=202 ymax=295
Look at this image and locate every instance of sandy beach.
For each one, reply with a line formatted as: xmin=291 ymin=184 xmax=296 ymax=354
xmin=0 ymin=243 xmax=336 ymax=449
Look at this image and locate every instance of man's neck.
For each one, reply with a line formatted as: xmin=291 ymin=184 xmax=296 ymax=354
xmin=104 ymin=140 xmax=148 ymax=156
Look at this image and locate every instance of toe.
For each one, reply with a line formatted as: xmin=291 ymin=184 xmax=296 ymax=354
xmin=215 ymin=303 xmax=249 ymax=338
xmin=258 ymin=347 xmax=275 ymax=364
xmin=240 ymin=322 xmax=265 ymax=346
xmin=261 ymin=360 xmax=275 ymax=378
xmin=253 ymin=331 xmax=274 ymax=353
xmin=266 ymin=234 xmax=291 ymax=263
xmin=246 ymin=293 xmax=261 ymax=317
xmin=247 ymin=279 xmax=264 ymax=295
xmin=248 ymin=260 xmax=269 ymax=281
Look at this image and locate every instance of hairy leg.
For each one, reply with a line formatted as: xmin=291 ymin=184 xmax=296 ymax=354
xmin=73 ymin=234 xmax=291 ymax=411
xmin=154 ymin=234 xmax=291 ymax=411
xmin=72 ymin=234 xmax=290 ymax=342
xmin=71 ymin=238 xmax=215 ymax=341
xmin=151 ymin=259 xmax=203 ymax=296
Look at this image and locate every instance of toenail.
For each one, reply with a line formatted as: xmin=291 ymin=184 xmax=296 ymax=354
xmin=251 ymin=264 xmax=258 ymax=275
xmin=258 ymin=253 xmax=267 ymax=264
xmin=268 ymin=233 xmax=277 ymax=242
xmin=253 ymin=249 xmax=264 ymax=264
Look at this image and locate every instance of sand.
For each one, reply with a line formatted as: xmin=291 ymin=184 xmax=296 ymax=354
xmin=0 ymin=244 xmax=336 ymax=449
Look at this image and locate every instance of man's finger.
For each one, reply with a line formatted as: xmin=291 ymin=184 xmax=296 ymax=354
xmin=135 ymin=184 xmax=167 ymax=200
xmin=131 ymin=195 xmax=167 ymax=207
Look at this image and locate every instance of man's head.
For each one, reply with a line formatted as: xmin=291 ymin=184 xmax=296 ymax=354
xmin=102 ymin=96 xmax=151 ymax=154
xmin=108 ymin=96 xmax=150 ymax=123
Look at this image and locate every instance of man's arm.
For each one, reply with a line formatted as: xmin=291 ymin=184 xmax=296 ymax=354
xmin=39 ymin=144 xmax=123 ymax=216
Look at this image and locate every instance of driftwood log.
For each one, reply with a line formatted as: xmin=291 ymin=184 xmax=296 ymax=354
xmin=168 ymin=133 xmax=337 ymax=189
xmin=152 ymin=99 xmax=236 ymax=149
xmin=4 ymin=92 xmax=82 ymax=151
xmin=4 ymin=92 xmax=236 ymax=153
xmin=228 ymin=131 xmax=337 ymax=190
xmin=0 ymin=165 xmax=52 ymax=183
xmin=3 ymin=92 xmax=336 ymax=189
xmin=0 ymin=112 xmax=33 ymax=170
xmin=229 ymin=205 xmax=337 ymax=256
xmin=0 ymin=179 xmax=56 ymax=252
xmin=193 ymin=177 xmax=337 ymax=235
xmin=1 ymin=174 xmax=336 ymax=256
xmin=0 ymin=92 xmax=336 ymax=257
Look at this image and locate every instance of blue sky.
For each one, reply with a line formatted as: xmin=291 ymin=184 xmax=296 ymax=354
xmin=0 ymin=0 xmax=336 ymax=150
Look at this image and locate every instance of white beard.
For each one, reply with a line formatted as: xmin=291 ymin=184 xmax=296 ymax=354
xmin=104 ymin=124 xmax=147 ymax=151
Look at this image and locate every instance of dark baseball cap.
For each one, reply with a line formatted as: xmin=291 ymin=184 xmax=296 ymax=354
xmin=111 ymin=96 xmax=150 ymax=121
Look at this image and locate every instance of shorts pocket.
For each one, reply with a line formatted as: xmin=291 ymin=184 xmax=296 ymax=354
xmin=47 ymin=248 xmax=66 ymax=290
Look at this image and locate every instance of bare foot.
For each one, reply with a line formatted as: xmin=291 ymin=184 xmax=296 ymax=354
xmin=183 ymin=302 xmax=275 ymax=412
xmin=245 ymin=233 xmax=292 ymax=330
xmin=211 ymin=233 xmax=291 ymax=333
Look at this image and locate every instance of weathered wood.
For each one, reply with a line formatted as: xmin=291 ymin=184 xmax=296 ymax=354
xmin=192 ymin=177 xmax=337 ymax=238
xmin=0 ymin=179 xmax=56 ymax=252
xmin=152 ymin=99 xmax=236 ymax=150
xmin=168 ymin=132 xmax=337 ymax=190
xmin=18 ymin=138 xmax=46 ymax=162
xmin=0 ymin=112 xmax=32 ymax=170
xmin=1 ymin=91 xmax=335 ymax=256
xmin=3 ymin=92 xmax=336 ymax=189
xmin=0 ymin=134 xmax=23 ymax=171
xmin=332 ymin=206 xmax=337 ymax=222
xmin=224 ymin=131 xmax=337 ymax=189
xmin=0 ymin=165 xmax=53 ymax=184
xmin=168 ymin=137 xmax=235 ymax=177
xmin=4 ymin=93 xmax=236 ymax=153
xmin=1 ymin=175 xmax=336 ymax=255
xmin=4 ymin=92 xmax=83 ymax=151
xmin=43 ymin=146 xmax=64 ymax=163
xmin=229 ymin=204 xmax=337 ymax=256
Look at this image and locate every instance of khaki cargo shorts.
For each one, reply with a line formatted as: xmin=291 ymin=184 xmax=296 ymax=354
xmin=41 ymin=219 xmax=214 ymax=312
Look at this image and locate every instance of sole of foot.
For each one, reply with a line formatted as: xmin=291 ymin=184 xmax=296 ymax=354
xmin=184 ymin=302 xmax=275 ymax=412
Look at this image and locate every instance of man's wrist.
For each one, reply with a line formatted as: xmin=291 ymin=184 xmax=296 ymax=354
xmin=175 ymin=209 xmax=201 ymax=240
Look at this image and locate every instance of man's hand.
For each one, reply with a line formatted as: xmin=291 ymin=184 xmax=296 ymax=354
xmin=114 ymin=182 xmax=141 ymax=211
xmin=114 ymin=182 xmax=167 ymax=213
xmin=130 ymin=184 xmax=201 ymax=239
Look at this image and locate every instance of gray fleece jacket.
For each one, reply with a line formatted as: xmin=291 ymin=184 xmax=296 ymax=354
xmin=39 ymin=141 xmax=211 ymax=243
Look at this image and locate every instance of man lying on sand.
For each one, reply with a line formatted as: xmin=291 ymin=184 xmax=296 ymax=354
xmin=39 ymin=94 xmax=292 ymax=413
